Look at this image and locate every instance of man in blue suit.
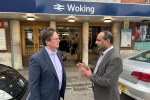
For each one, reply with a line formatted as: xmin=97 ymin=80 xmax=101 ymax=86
xmin=28 ymin=28 xmax=66 ymax=100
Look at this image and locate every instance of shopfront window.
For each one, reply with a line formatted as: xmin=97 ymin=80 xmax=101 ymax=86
xmin=134 ymin=23 xmax=150 ymax=50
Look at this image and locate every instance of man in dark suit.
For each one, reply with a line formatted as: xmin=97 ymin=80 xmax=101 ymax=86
xmin=77 ymin=30 xmax=123 ymax=100
xmin=28 ymin=28 xmax=66 ymax=100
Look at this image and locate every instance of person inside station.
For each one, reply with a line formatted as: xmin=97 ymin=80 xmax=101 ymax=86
xmin=59 ymin=37 xmax=68 ymax=60
xmin=71 ymin=36 xmax=77 ymax=55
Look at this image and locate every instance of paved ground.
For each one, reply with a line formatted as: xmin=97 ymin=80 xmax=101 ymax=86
xmin=61 ymin=89 xmax=135 ymax=100
xmin=19 ymin=59 xmax=135 ymax=100
xmin=61 ymin=89 xmax=94 ymax=100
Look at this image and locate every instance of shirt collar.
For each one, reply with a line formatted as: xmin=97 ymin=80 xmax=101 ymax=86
xmin=102 ymin=46 xmax=113 ymax=56
xmin=45 ymin=47 xmax=57 ymax=56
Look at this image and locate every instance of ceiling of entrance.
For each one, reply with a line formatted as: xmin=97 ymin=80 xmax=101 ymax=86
xmin=0 ymin=13 xmax=150 ymax=22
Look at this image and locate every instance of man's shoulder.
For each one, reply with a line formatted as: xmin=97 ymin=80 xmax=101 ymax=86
xmin=110 ymin=48 xmax=122 ymax=59
xmin=30 ymin=48 xmax=44 ymax=59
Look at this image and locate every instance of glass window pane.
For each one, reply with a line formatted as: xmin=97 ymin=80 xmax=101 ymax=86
xmin=24 ymin=27 xmax=34 ymax=55
xmin=38 ymin=28 xmax=45 ymax=50
xmin=129 ymin=50 xmax=150 ymax=62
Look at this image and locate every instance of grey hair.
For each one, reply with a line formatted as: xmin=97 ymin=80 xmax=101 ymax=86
xmin=102 ymin=30 xmax=113 ymax=44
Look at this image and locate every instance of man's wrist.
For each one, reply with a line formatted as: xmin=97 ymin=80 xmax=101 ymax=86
xmin=87 ymin=73 xmax=92 ymax=78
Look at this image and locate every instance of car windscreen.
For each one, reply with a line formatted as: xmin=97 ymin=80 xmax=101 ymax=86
xmin=129 ymin=50 xmax=150 ymax=63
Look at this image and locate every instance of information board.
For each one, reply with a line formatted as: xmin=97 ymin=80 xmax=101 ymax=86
xmin=0 ymin=28 xmax=7 ymax=50
xmin=121 ymin=29 xmax=132 ymax=47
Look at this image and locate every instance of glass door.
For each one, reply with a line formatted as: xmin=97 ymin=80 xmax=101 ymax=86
xmin=35 ymin=26 xmax=48 ymax=51
xmin=22 ymin=25 xmax=36 ymax=56
xmin=21 ymin=25 xmax=48 ymax=66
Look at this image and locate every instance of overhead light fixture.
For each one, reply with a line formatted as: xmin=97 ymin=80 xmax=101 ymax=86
xmin=68 ymin=18 xmax=75 ymax=22
xmin=141 ymin=20 xmax=149 ymax=22
xmin=104 ymin=19 xmax=111 ymax=22
xmin=27 ymin=17 xmax=35 ymax=20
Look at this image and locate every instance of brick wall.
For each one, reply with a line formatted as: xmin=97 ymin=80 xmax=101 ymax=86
xmin=0 ymin=19 xmax=11 ymax=53
xmin=121 ymin=0 xmax=146 ymax=4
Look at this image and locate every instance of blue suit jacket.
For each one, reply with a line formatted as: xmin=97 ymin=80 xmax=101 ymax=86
xmin=28 ymin=47 xmax=66 ymax=100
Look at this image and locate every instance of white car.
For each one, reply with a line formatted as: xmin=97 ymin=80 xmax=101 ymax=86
xmin=118 ymin=50 xmax=150 ymax=100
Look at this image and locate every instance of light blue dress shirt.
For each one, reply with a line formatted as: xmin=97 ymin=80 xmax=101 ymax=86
xmin=45 ymin=47 xmax=62 ymax=90
xmin=93 ymin=46 xmax=114 ymax=73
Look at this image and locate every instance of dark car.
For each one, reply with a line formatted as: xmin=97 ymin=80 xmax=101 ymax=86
xmin=0 ymin=64 xmax=29 ymax=100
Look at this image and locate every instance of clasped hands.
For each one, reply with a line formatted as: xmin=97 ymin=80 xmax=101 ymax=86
xmin=76 ymin=62 xmax=92 ymax=78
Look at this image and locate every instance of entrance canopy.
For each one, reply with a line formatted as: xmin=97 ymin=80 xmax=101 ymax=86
xmin=0 ymin=0 xmax=150 ymax=22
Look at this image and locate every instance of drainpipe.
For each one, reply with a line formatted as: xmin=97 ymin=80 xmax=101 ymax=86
xmin=9 ymin=19 xmax=14 ymax=68
xmin=118 ymin=21 xmax=121 ymax=54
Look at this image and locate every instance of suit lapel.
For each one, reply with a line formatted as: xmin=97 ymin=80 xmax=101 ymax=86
xmin=57 ymin=50 xmax=66 ymax=78
xmin=56 ymin=50 xmax=63 ymax=68
xmin=97 ymin=48 xmax=115 ymax=71
xmin=94 ymin=53 xmax=102 ymax=67
xmin=42 ymin=47 xmax=58 ymax=80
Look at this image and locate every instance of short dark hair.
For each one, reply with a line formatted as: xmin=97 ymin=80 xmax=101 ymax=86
xmin=41 ymin=28 xmax=55 ymax=46
xmin=102 ymin=30 xmax=113 ymax=44
xmin=63 ymin=37 xmax=65 ymax=39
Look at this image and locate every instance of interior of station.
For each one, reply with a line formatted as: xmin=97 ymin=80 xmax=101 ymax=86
xmin=22 ymin=23 xmax=111 ymax=66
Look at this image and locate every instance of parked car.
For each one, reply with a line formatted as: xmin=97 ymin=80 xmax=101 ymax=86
xmin=118 ymin=50 xmax=150 ymax=100
xmin=0 ymin=64 xmax=29 ymax=100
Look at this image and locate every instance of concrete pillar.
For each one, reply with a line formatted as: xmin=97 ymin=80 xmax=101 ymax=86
xmin=112 ymin=23 xmax=120 ymax=53
xmin=50 ymin=21 xmax=56 ymax=30
xmin=82 ymin=22 xmax=89 ymax=65
xmin=11 ymin=20 xmax=22 ymax=69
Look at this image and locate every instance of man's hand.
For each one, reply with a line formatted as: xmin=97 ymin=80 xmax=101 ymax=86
xmin=77 ymin=62 xmax=88 ymax=70
xmin=79 ymin=67 xmax=92 ymax=78
xmin=77 ymin=62 xmax=92 ymax=78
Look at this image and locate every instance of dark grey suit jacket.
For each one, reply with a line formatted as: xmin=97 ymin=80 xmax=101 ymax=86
xmin=90 ymin=48 xmax=123 ymax=100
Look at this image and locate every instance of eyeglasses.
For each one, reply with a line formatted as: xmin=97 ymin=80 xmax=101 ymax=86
xmin=51 ymin=38 xmax=60 ymax=41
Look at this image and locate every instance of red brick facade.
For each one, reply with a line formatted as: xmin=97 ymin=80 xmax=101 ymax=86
xmin=0 ymin=19 xmax=11 ymax=53
xmin=121 ymin=0 xmax=146 ymax=4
